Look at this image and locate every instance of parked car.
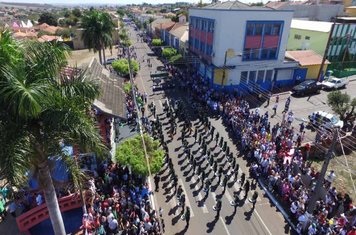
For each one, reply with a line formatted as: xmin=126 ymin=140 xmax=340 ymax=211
xmin=308 ymin=111 xmax=344 ymax=129
xmin=153 ymin=82 xmax=175 ymax=91
xmin=105 ymin=58 xmax=116 ymax=65
xmin=292 ymin=80 xmax=322 ymax=96
xmin=321 ymin=77 xmax=349 ymax=90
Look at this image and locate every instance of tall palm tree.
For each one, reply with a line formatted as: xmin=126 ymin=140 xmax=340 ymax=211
xmin=0 ymin=32 xmax=106 ymax=235
xmin=81 ymin=9 xmax=114 ymax=65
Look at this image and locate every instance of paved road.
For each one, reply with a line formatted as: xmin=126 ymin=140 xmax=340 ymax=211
xmin=128 ymin=27 xmax=292 ymax=235
xmin=253 ymin=78 xmax=356 ymax=146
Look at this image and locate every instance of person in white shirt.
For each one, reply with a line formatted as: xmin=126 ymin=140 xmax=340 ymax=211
xmin=108 ymin=218 xmax=118 ymax=232
xmin=326 ymin=170 xmax=336 ymax=184
xmin=36 ymin=193 xmax=43 ymax=206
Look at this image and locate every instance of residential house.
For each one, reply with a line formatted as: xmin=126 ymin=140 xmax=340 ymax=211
xmin=168 ymin=23 xmax=189 ymax=55
xmin=188 ymin=1 xmax=298 ymax=92
xmin=287 ymin=19 xmax=333 ymax=55
xmin=287 ymin=19 xmax=356 ymax=62
xmin=149 ymin=18 xmax=174 ymax=38
xmin=265 ymin=1 xmax=345 ymax=22
xmin=285 ymin=50 xmax=330 ymax=80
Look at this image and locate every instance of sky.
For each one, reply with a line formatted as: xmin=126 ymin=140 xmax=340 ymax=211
xmin=1 ymin=0 xmax=265 ymax=5
xmin=3 ymin=0 xmax=208 ymax=4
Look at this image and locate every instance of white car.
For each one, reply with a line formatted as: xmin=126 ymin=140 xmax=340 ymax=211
xmin=309 ymin=111 xmax=344 ymax=129
xmin=321 ymin=77 xmax=349 ymax=90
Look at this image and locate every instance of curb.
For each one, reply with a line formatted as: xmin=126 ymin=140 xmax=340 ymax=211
xmin=257 ymin=178 xmax=298 ymax=233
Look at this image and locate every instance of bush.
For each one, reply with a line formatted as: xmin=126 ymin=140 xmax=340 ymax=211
xmin=112 ymin=59 xmax=139 ymax=77
xmin=151 ymin=39 xmax=162 ymax=46
xmin=162 ymin=47 xmax=177 ymax=58
xmin=123 ymin=82 xmax=132 ymax=93
xmin=169 ymin=54 xmax=183 ymax=64
xmin=115 ymin=134 xmax=164 ymax=176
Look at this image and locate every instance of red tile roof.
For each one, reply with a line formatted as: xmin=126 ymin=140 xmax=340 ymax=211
xmin=285 ymin=50 xmax=330 ymax=66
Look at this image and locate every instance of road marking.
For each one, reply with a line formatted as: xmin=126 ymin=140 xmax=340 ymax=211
xmin=178 ymin=179 xmax=195 ymax=217
xmin=219 ymin=216 xmax=232 ymax=235
xmin=191 ymin=176 xmax=209 ymax=213
xmin=255 ymin=209 xmax=273 ymax=235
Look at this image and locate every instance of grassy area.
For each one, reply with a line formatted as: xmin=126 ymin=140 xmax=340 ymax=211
xmin=312 ymin=152 xmax=356 ymax=201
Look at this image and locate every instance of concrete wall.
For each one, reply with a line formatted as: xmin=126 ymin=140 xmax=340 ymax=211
xmin=302 ymin=64 xmax=328 ymax=79
xmin=282 ymin=4 xmax=345 ymax=21
xmin=287 ymin=28 xmax=329 ymax=55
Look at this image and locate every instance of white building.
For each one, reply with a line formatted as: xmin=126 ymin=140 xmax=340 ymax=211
xmin=189 ymin=1 xmax=299 ymax=92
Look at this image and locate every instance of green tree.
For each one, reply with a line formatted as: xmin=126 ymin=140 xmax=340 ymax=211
xmin=38 ymin=12 xmax=58 ymax=26
xmin=81 ymin=9 xmax=115 ymax=65
xmin=327 ymin=90 xmax=356 ymax=125
xmin=112 ymin=58 xmax=139 ymax=77
xmin=162 ymin=47 xmax=177 ymax=58
xmin=63 ymin=10 xmax=71 ymax=18
xmin=0 ymin=32 xmax=105 ymax=235
xmin=151 ymin=38 xmax=162 ymax=46
xmin=117 ymin=8 xmax=125 ymax=18
xmin=146 ymin=10 xmax=153 ymax=14
xmin=115 ymin=134 xmax=164 ymax=176
xmin=72 ymin=8 xmax=82 ymax=18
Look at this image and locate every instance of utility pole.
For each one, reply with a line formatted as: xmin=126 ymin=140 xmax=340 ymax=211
xmin=317 ymin=20 xmax=336 ymax=82
xmin=307 ymin=128 xmax=338 ymax=214
xmin=221 ymin=50 xmax=228 ymax=87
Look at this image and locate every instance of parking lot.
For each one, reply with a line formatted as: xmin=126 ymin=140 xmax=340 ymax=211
xmin=254 ymin=79 xmax=356 ymax=144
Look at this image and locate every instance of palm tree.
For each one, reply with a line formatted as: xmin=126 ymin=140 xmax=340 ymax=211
xmin=81 ymin=9 xmax=115 ymax=65
xmin=0 ymin=31 xmax=106 ymax=235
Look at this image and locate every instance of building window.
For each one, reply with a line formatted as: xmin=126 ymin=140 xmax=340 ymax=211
xmin=305 ymin=36 xmax=310 ymax=40
xmin=243 ymin=21 xmax=283 ymax=61
xmin=246 ymin=23 xmax=254 ymax=36
xmin=208 ymin=21 xmax=214 ymax=32
xmin=268 ymin=48 xmax=277 ymax=59
xmin=243 ymin=49 xmax=251 ymax=60
xmin=265 ymin=70 xmax=273 ymax=82
xmin=272 ymin=24 xmax=281 ymax=35
xmin=206 ymin=44 xmax=212 ymax=55
xmin=241 ymin=71 xmax=248 ymax=85
xmin=249 ymin=71 xmax=256 ymax=83
xmin=201 ymin=20 xmax=205 ymax=30
xmin=251 ymin=48 xmax=259 ymax=60
xmin=200 ymin=42 xmax=205 ymax=52
xmin=294 ymin=34 xmax=301 ymax=40
xmin=261 ymin=48 xmax=268 ymax=59
xmin=257 ymin=70 xmax=265 ymax=83
xmin=264 ymin=24 xmax=273 ymax=35
xmin=255 ymin=24 xmax=263 ymax=35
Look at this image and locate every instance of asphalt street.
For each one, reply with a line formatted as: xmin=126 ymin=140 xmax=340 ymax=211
xmin=128 ymin=27 xmax=292 ymax=235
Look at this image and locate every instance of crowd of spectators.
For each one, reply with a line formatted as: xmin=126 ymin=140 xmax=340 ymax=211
xmin=82 ymin=160 xmax=161 ymax=235
xmin=163 ymin=63 xmax=355 ymax=235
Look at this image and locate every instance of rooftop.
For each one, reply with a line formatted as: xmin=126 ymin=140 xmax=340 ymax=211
xmin=86 ymin=58 xmax=126 ymax=119
xmin=285 ymin=50 xmax=330 ymax=66
xmin=169 ymin=23 xmax=188 ymax=40
xmin=202 ymin=0 xmax=272 ymax=10
xmin=291 ymin=19 xmax=333 ymax=33
xmin=265 ymin=1 xmax=307 ymax=9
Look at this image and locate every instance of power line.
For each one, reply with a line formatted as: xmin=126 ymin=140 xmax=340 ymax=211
xmin=336 ymin=129 xmax=356 ymax=194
